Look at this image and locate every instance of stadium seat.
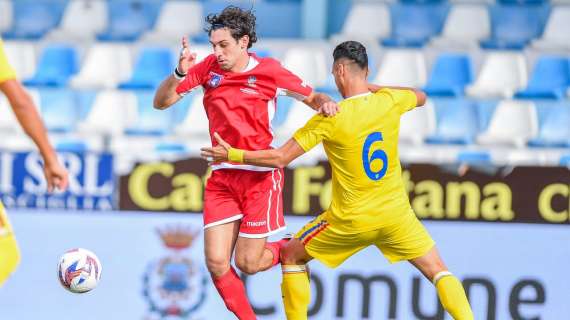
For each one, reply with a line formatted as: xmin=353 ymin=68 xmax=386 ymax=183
xmin=456 ymin=150 xmax=492 ymax=165
xmin=0 ymin=89 xmax=40 ymax=133
xmin=24 ymin=45 xmax=79 ymax=87
xmin=480 ymin=3 xmax=550 ymax=49
xmin=2 ymin=41 xmax=36 ymax=80
xmin=331 ymin=3 xmax=391 ymax=42
xmin=271 ymin=98 xmax=295 ymax=130
xmin=47 ymin=0 xmax=108 ymax=41
xmin=276 ymin=99 xmax=317 ymax=138
xmin=425 ymin=99 xmax=479 ymax=144
xmin=78 ymin=90 xmax=138 ymax=136
xmin=174 ymin=91 xmax=209 ymax=138
xmin=528 ymin=102 xmax=570 ymax=147
xmin=477 ymin=100 xmax=538 ymax=147
xmin=423 ymin=54 xmax=474 ymax=97
xmin=70 ymin=43 xmax=132 ymax=89
xmin=2 ymin=0 xmax=65 ymax=40
xmin=532 ymin=6 xmax=570 ymax=50
xmin=560 ymin=154 xmax=570 ymax=166
xmin=514 ymin=56 xmax=570 ymax=100
xmin=125 ymin=90 xmax=189 ymax=136
xmin=97 ymin=0 xmax=162 ymax=42
xmin=282 ymin=47 xmax=328 ymax=88
xmin=466 ymin=52 xmax=527 ymax=98
xmin=142 ymin=0 xmax=203 ymax=43
xmin=37 ymin=88 xmax=80 ymax=133
xmin=399 ymin=100 xmax=436 ymax=146
xmin=382 ymin=2 xmax=449 ymax=47
xmin=0 ymin=0 xmax=12 ymax=33
xmin=430 ymin=4 xmax=490 ymax=48
xmin=372 ymin=50 xmax=427 ymax=87
xmin=119 ymin=47 xmax=174 ymax=90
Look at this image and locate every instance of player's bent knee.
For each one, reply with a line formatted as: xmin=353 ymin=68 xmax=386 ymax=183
xmin=206 ymin=256 xmax=231 ymax=277
xmin=235 ymin=256 xmax=261 ymax=275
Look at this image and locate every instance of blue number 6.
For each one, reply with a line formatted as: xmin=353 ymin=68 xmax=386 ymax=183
xmin=362 ymin=132 xmax=388 ymax=181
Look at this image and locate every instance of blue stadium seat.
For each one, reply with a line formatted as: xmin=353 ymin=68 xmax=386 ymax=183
xmin=271 ymin=98 xmax=296 ymax=129
xmin=2 ymin=0 xmax=66 ymax=40
xmin=528 ymin=103 xmax=570 ymax=147
xmin=119 ymin=47 xmax=173 ymax=89
xmin=382 ymin=3 xmax=449 ymax=47
xmin=125 ymin=90 xmax=188 ymax=136
xmin=424 ymin=54 xmax=473 ymax=97
xmin=24 ymin=45 xmax=79 ymax=87
xmin=97 ymin=0 xmax=162 ymax=42
xmin=560 ymin=154 xmax=570 ymax=166
xmin=480 ymin=4 xmax=550 ymax=50
xmin=515 ymin=57 xmax=570 ymax=100
xmin=457 ymin=150 xmax=493 ymax=165
xmin=425 ymin=99 xmax=479 ymax=144
xmin=38 ymin=88 xmax=80 ymax=133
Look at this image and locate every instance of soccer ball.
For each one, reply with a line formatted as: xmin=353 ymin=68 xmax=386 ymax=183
xmin=57 ymin=248 xmax=102 ymax=293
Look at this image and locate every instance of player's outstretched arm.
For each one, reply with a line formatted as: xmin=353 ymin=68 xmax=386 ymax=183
xmin=201 ymin=133 xmax=305 ymax=169
xmin=367 ymin=83 xmax=427 ymax=107
xmin=154 ymin=37 xmax=197 ymax=110
xmin=0 ymin=80 xmax=68 ymax=192
xmin=302 ymin=92 xmax=340 ymax=117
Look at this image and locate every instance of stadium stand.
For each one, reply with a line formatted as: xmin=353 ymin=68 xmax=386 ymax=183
xmin=0 ymin=0 xmax=566 ymax=167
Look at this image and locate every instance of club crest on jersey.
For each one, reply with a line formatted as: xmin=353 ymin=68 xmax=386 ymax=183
xmin=208 ymin=72 xmax=223 ymax=88
xmin=247 ymin=75 xmax=257 ymax=87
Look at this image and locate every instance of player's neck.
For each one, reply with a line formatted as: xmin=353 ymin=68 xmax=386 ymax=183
xmin=229 ymin=53 xmax=251 ymax=73
xmin=342 ymin=80 xmax=370 ymax=99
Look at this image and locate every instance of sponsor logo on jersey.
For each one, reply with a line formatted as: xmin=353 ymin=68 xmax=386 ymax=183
xmin=240 ymin=88 xmax=260 ymax=95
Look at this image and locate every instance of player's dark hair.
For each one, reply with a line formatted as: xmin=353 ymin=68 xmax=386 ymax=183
xmin=205 ymin=6 xmax=257 ymax=49
xmin=333 ymin=41 xmax=368 ymax=70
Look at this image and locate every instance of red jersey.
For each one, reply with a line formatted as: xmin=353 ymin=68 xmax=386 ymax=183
xmin=176 ymin=53 xmax=313 ymax=171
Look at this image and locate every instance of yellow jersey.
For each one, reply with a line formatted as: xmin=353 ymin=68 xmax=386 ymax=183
xmin=0 ymin=37 xmax=16 ymax=83
xmin=293 ymin=89 xmax=418 ymax=234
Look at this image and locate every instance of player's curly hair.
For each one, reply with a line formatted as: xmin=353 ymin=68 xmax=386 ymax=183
xmin=205 ymin=6 xmax=258 ymax=49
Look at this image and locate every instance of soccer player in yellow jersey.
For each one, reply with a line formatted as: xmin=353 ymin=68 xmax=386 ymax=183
xmin=201 ymin=41 xmax=474 ymax=320
xmin=0 ymin=37 xmax=68 ymax=287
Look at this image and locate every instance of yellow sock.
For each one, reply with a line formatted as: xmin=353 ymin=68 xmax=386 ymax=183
xmin=0 ymin=233 xmax=20 ymax=287
xmin=281 ymin=265 xmax=310 ymax=320
xmin=434 ymin=272 xmax=474 ymax=320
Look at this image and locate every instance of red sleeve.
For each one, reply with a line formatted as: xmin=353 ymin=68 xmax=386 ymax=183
xmin=272 ymin=60 xmax=313 ymax=101
xmin=175 ymin=55 xmax=215 ymax=96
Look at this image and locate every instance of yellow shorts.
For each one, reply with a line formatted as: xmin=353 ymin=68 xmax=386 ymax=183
xmin=0 ymin=202 xmax=20 ymax=286
xmin=295 ymin=210 xmax=435 ymax=268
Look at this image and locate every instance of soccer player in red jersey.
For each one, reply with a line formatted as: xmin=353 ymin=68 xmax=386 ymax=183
xmin=153 ymin=6 xmax=338 ymax=319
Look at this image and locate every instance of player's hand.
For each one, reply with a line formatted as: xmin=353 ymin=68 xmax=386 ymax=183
xmin=317 ymin=101 xmax=340 ymax=117
xmin=178 ymin=36 xmax=197 ymax=74
xmin=200 ymin=132 xmax=232 ymax=164
xmin=43 ymin=160 xmax=69 ymax=193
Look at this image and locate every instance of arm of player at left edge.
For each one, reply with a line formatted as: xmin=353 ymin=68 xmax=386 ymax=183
xmin=302 ymin=91 xmax=340 ymax=117
xmin=201 ymin=132 xmax=305 ymax=169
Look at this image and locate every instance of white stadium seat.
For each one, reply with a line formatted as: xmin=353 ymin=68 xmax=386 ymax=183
xmin=174 ymin=91 xmax=210 ymax=138
xmin=143 ymin=0 xmax=203 ymax=44
xmin=532 ymin=6 xmax=570 ymax=50
xmin=466 ymin=52 xmax=527 ymax=98
xmin=477 ymin=100 xmax=538 ymax=148
xmin=70 ymin=43 xmax=132 ymax=89
xmin=78 ymin=90 xmax=138 ymax=136
xmin=47 ymin=0 xmax=108 ymax=41
xmin=399 ymin=100 xmax=436 ymax=146
xmin=373 ymin=50 xmax=427 ymax=87
xmin=430 ymin=4 xmax=491 ymax=48
xmin=0 ymin=0 xmax=12 ymax=33
xmin=3 ymin=41 xmax=36 ymax=80
xmin=276 ymin=99 xmax=316 ymax=139
xmin=332 ymin=3 xmax=391 ymax=42
xmin=282 ymin=47 xmax=328 ymax=88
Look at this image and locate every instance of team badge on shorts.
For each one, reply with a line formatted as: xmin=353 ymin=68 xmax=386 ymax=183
xmin=208 ymin=72 xmax=223 ymax=88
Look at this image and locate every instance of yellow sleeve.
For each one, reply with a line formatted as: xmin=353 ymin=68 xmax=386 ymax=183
xmin=0 ymin=38 xmax=16 ymax=84
xmin=293 ymin=114 xmax=336 ymax=152
xmin=375 ymin=88 xmax=417 ymax=114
